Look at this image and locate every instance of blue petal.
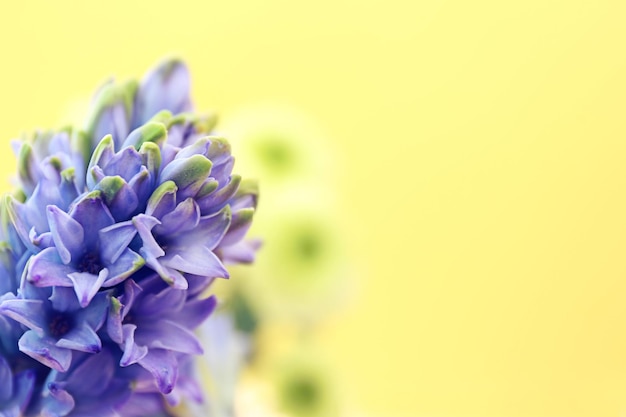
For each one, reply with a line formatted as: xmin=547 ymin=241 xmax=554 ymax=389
xmin=218 ymin=239 xmax=262 ymax=264
xmin=47 ymin=205 xmax=85 ymax=264
xmin=119 ymin=324 xmax=148 ymax=367
xmin=140 ymin=250 xmax=188 ymax=290
xmin=96 ymin=176 xmax=139 ymax=220
xmin=78 ymin=292 xmax=109 ymax=330
xmin=86 ymin=135 xmax=115 ymax=188
xmin=158 ymin=155 xmax=212 ymax=201
xmin=56 ymin=323 xmax=101 ymax=353
xmin=102 ymin=248 xmax=144 ymax=287
xmin=68 ymin=192 xmax=115 ymax=249
xmin=49 ymin=287 xmax=81 ymax=313
xmin=19 ymin=330 xmax=72 ymax=372
xmin=88 ymin=92 xmax=132 ymax=151
xmin=175 ymin=136 xmax=210 ymax=159
xmin=136 ymin=286 xmax=185 ymax=316
xmin=161 ymin=245 xmax=229 ymax=279
xmin=120 ymin=279 xmax=143 ymax=319
xmin=64 ymin=348 xmax=116 ymax=397
xmin=135 ymin=59 xmax=192 ymax=124
xmin=155 ymin=198 xmax=200 ymax=236
xmin=145 ymin=181 xmax=177 ymax=220
xmin=67 ymin=271 xmax=108 ymax=308
xmin=102 ymin=146 xmax=142 ymax=181
xmin=138 ymin=349 xmax=178 ymax=394
xmin=45 ymin=381 xmax=75 ymax=416
xmin=136 ymin=319 xmax=203 ymax=355
xmin=0 ymin=298 xmax=47 ymax=335
xmin=0 ymin=356 xmax=13 ymax=402
xmin=132 ymin=214 xmax=164 ymax=258
xmin=12 ymin=369 xmax=36 ymax=413
xmin=171 ymin=295 xmax=217 ymax=330
xmin=98 ymin=221 xmax=137 ymax=264
xmin=107 ymin=297 xmax=123 ymax=344
xmin=128 ymin=166 xmax=152 ymax=207
xmin=196 ymin=175 xmax=241 ymax=215
xmin=219 ymin=207 xmax=254 ymax=247
xmin=28 ymin=247 xmax=74 ymax=287
xmin=171 ymin=206 xmax=231 ymax=250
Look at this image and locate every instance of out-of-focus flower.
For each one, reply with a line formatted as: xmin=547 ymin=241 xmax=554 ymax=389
xmin=220 ymin=104 xmax=333 ymax=193
xmin=191 ymin=312 xmax=250 ymax=417
xmin=242 ymin=200 xmax=347 ymax=321
xmin=273 ymin=349 xmax=339 ymax=417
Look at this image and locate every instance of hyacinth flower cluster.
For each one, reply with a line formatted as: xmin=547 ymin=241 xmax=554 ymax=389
xmin=0 ymin=60 xmax=259 ymax=417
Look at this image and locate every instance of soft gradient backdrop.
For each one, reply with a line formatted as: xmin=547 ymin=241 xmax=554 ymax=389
xmin=2 ymin=2 xmax=626 ymax=416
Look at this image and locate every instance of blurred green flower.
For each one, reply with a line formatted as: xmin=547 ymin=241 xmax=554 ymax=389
xmin=273 ymin=350 xmax=338 ymax=417
xmin=242 ymin=195 xmax=349 ymax=321
xmin=221 ymin=104 xmax=334 ymax=191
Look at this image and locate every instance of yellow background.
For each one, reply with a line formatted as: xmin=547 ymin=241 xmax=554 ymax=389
xmin=2 ymin=1 xmax=626 ymax=416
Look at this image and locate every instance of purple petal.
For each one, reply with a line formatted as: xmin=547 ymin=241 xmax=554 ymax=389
xmin=102 ymin=146 xmax=143 ymax=181
xmin=138 ymin=349 xmax=178 ymax=394
xmin=91 ymin=101 xmax=131 ymax=150
xmin=128 ymin=166 xmax=152 ymax=205
xmin=155 ymin=198 xmax=200 ymax=236
xmin=19 ymin=330 xmax=72 ymax=372
xmin=48 ymin=287 xmax=81 ymax=313
xmin=172 ymin=206 xmax=231 ymax=250
xmin=159 ymin=155 xmax=212 ymax=201
xmin=171 ymin=295 xmax=217 ymax=330
xmin=13 ymin=370 xmax=36 ymax=413
xmin=64 ymin=349 xmax=116 ymax=397
xmin=208 ymin=158 xmax=235 ymax=191
xmin=79 ymin=292 xmax=109 ymax=330
xmin=186 ymin=275 xmax=217 ymax=299
xmin=146 ymin=181 xmax=177 ymax=219
xmin=69 ymin=192 xmax=115 ymax=248
xmin=175 ymin=136 xmax=210 ymax=159
xmin=136 ymin=320 xmax=203 ymax=354
xmin=67 ymin=270 xmax=108 ymax=308
xmin=136 ymin=286 xmax=185 ymax=317
xmin=107 ymin=297 xmax=123 ymax=344
xmin=219 ymin=208 xmax=254 ymax=247
xmin=45 ymin=383 xmax=75 ymax=416
xmin=28 ymin=247 xmax=74 ymax=287
xmin=56 ymin=323 xmax=101 ymax=353
xmin=218 ymin=239 xmax=262 ymax=264
xmin=120 ymin=279 xmax=143 ymax=319
xmin=0 ymin=299 xmax=46 ymax=335
xmin=136 ymin=59 xmax=192 ymax=123
xmin=141 ymin=249 xmax=188 ymax=290
xmin=161 ymin=245 xmax=229 ymax=279
xmin=196 ymin=175 xmax=241 ymax=215
xmin=102 ymin=248 xmax=144 ymax=287
xmin=120 ymin=324 xmax=148 ymax=367
xmin=99 ymin=221 xmax=137 ymax=264
xmin=133 ymin=214 xmax=164 ymax=258
xmin=0 ymin=356 xmax=13 ymax=402
xmin=96 ymin=176 xmax=139 ymax=220
xmin=47 ymin=205 xmax=85 ymax=264
xmin=87 ymin=135 xmax=115 ymax=190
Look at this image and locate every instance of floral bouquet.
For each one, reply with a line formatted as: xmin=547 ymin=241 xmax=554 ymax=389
xmin=0 ymin=60 xmax=259 ymax=417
